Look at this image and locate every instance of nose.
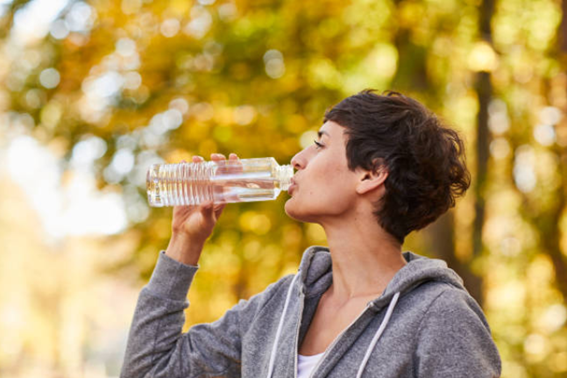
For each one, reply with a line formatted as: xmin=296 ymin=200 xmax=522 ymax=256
xmin=291 ymin=148 xmax=307 ymax=170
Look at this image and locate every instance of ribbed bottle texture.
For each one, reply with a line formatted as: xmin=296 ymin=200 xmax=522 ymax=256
xmin=147 ymin=157 xmax=293 ymax=207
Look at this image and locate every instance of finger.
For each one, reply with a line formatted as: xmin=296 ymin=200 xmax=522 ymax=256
xmin=200 ymin=200 xmax=216 ymax=223
xmin=192 ymin=155 xmax=205 ymax=163
xmin=227 ymin=153 xmax=242 ymax=175
xmin=201 ymin=200 xmax=214 ymax=210
xmin=172 ymin=205 xmax=190 ymax=220
xmin=211 ymin=153 xmax=227 ymax=161
xmin=213 ymin=203 xmax=226 ymax=219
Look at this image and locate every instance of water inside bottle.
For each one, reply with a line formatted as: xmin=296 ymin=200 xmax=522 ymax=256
xmin=147 ymin=158 xmax=293 ymax=207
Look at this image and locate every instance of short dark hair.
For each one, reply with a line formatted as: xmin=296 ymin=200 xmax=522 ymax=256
xmin=324 ymin=90 xmax=471 ymax=244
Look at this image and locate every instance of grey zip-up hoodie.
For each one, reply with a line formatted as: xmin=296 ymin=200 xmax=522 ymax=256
xmin=121 ymin=246 xmax=501 ymax=377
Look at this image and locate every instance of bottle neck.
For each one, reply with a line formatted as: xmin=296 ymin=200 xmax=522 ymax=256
xmin=277 ymin=164 xmax=294 ymax=191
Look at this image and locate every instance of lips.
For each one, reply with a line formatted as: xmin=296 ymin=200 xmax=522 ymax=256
xmin=289 ymin=177 xmax=297 ymax=195
xmin=288 ymin=184 xmax=297 ymax=195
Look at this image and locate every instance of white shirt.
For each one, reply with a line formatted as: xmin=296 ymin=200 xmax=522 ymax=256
xmin=297 ymin=353 xmax=324 ymax=378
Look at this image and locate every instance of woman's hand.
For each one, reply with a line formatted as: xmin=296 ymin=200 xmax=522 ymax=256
xmin=165 ymin=153 xmax=239 ymax=265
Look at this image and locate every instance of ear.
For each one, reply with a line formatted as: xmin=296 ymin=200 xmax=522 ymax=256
xmin=355 ymin=165 xmax=388 ymax=195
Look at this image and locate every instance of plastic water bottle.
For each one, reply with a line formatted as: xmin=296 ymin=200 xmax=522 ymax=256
xmin=146 ymin=157 xmax=294 ymax=207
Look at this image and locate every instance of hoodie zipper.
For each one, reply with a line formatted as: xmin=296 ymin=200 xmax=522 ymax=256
xmin=306 ymin=303 xmax=373 ymax=378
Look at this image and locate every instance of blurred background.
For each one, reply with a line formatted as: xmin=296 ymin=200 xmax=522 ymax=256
xmin=0 ymin=0 xmax=566 ymax=376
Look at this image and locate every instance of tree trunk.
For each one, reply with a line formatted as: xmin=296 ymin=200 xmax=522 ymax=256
xmin=540 ymin=180 xmax=567 ymax=301
xmin=427 ymin=211 xmax=484 ymax=303
xmin=545 ymin=1 xmax=567 ymax=301
xmin=560 ymin=0 xmax=567 ymax=54
xmin=469 ymin=0 xmax=495 ymax=307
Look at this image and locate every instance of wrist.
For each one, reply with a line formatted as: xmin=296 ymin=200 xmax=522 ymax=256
xmin=165 ymin=232 xmax=204 ymax=266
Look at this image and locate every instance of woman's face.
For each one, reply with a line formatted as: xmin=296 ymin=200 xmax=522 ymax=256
xmin=285 ymin=121 xmax=361 ymax=223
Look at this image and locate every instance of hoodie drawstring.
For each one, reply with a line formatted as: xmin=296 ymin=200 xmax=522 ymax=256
xmin=355 ymin=291 xmax=401 ymax=378
xmin=266 ymin=280 xmax=400 ymax=378
xmin=266 ymin=273 xmax=300 ymax=378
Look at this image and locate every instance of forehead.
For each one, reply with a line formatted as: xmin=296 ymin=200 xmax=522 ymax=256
xmin=320 ymin=120 xmax=347 ymax=139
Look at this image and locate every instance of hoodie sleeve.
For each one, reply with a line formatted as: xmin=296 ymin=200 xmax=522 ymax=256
xmin=120 ymin=251 xmax=288 ymax=378
xmin=414 ymin=287 xmax=502 ymax=378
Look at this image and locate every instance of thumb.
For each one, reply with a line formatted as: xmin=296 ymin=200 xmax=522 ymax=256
xmin=213 ymin=203 xmax=226 ymax=219
xmin=200 ymin=200 xmax=217 ymax=226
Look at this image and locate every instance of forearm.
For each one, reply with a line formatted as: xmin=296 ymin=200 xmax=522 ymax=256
xmin=121 ymin=251 xmax=250 ymax=378
xmin=165 ymin=232 xmax=205 ymax=266
xmin=121 ymin=252 xmax=198 ymax=378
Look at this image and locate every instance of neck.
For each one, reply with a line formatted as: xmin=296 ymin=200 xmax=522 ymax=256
xmin=320 ymin=213 xmax=406 ymax=301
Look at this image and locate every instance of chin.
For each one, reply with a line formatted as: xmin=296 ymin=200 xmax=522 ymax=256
xmin=284 ymin=199 xmax=317 ymax=223
xmin=284 ymin=199 xmax=299 ymax=220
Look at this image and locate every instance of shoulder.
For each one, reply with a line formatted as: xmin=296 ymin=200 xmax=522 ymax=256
xmin=250 ymin=273 xmax=297 ymax=303
xmin=234 ymin=273 xmax=297 ymax=320
xmin=418 ymin=283 xmax=490 ymax=331
xmin=412 ymin=284 xmax=502 ymax=376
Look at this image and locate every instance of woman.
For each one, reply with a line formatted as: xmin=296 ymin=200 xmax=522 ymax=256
xmin=121 ymin=90 xmax=501 ymax=377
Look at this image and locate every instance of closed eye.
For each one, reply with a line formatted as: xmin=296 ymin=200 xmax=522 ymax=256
xmin=313 ymin=140 xmax=324 ymax=149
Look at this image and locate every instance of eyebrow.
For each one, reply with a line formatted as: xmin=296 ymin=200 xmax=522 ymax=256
xmin=317 ymin=130 xmax=330 ymax=138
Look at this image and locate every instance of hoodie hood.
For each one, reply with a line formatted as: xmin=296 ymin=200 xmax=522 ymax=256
xmin=269 ymin=245 xmax=469 ymax=378
xmin=296 ymin=245 xmax=466 ymax=312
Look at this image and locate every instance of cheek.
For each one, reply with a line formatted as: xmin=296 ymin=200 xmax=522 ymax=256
xmin=304 ymin=158 xmax=352 ymax=197
xmin=284 ymin=177 xmax=354 ymax=221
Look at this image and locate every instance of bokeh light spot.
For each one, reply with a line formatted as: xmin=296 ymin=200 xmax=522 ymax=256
xmin=39 ymin=68 xmax=61 ymax=89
